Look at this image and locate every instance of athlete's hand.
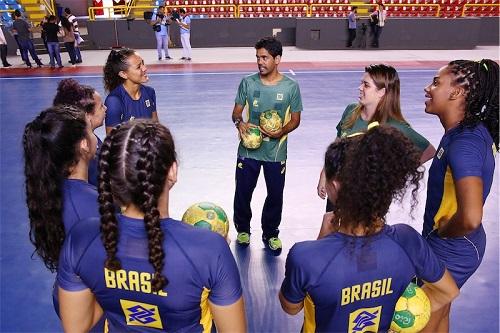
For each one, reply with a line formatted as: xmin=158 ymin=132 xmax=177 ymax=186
xmin=317 ymin=212 xmax=337 ymax=239
xmin=237 ymin=122 xmax=257 ymax=139
xmin=317 ymin=169 xmax=327 ymax=199
xmin=260 ymin=126 xmax=283 ymax=139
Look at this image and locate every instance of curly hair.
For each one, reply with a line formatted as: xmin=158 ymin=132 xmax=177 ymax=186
xmin=328 ymin=125 xmax=424 ymax=236
xmin=343 ymin=64 xmax=407 ymax=130
xmin=447 ymin=59 xmax=499 ymax=151
xmin=103 ymin=48 xmax=136 ymax=93
xmin=98 ymin=119 xmax=177 ymax=292
xmin=23 ymin=105 xmax=87 ymax=272
xmin=53 ymin=78 xmax=97 ymax=115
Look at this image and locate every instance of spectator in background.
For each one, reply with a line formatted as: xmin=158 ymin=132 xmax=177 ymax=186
xmin=12 ymin=9 xmax=43 ymax=68
xmin=39 ymin=15 xmax=49 ymax=53
xmin=60 ymin=16 xmax=77 ymax=65
xmin=370 ymin=3 xmax=387 ymax=48
xmin=150 ymin=5 xmax=172 ymax=61
xmin=0 ymin=25 xmax=12 ymax=67
xmin=42 ymin=15 xmax=63 ymax=68
xmin=64 ymin=7 xmax=82 ymax=63
xmin=176 ymin=8 xmax=192 ymax=61
xmin=346 ymin=6 xmax=357 ymax=48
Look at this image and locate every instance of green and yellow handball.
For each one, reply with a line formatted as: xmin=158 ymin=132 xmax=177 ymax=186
xmin=182 ymin=202 xmax=230 ymax=238
xmin=241 ymin=127 xmax=263 ymax=149
xmin=259 ymin=110 xmax=282 ymax=134
xmin=390 ymin=283 xmax=431 ymax=333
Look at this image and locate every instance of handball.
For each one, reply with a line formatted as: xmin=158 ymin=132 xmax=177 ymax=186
xmin=241 ymin=127 xmax=263 ymax=149
xmin=182 ymin=202 xmax=230 ymax=238
xmin=259 ymin=110 xmax=282 ymax=134
xmin=390 ymin=283 xmax=431 ymax=333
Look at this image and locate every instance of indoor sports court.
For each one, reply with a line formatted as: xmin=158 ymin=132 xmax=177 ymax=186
xmin=0 ymin=45 xmax=498 ymax=332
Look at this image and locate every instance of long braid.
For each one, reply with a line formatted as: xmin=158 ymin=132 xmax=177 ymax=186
xmin=449 ymin=59 xmax=499 ymax=150
xmin=99 ymin=120 xmax=176 ymax=292
xmin=134 ymin=125 xmax=168 ymax=291
xmin=98 ymin=126 xmax=122 ymax=270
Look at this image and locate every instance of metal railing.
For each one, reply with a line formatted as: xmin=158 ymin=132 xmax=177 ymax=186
xmin=40 ymin=0 xmax=55 ymax=15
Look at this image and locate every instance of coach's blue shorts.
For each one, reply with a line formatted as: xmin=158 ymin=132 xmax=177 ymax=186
xmin=425 ymin=224 xmax=486 ymax=288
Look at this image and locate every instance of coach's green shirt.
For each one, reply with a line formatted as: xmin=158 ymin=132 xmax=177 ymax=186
xmin=336 ymin=103 xmax=430 ymax=152
xmin=235 ymin=73 xmax=303 ymax=162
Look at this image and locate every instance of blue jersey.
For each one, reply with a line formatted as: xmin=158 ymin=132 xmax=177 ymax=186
xmin=104 ymin=85 xmax=157 ymax=128
xmin=422 ymin=124 xmax=495 ymax=287
xmin=62 ymin=179 xmax=99 ymax=233
xmin=280 ymin=224 xmax=445 ymax=333
xmin=88 ymin=134 xmax=102 ymax=187
xmin=423 ymin=124 xmax=495 ymax=237
xmin=57 ymin=215 xmax=242 ymax=332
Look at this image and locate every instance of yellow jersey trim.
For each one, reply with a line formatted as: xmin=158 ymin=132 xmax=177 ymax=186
xmin=302 ymin=293 xmax=316 ymax=333
xmin=433 ymin=166 xmax=457 ymax=229
xmin=200 ymin=287 xmax=213 ymax=333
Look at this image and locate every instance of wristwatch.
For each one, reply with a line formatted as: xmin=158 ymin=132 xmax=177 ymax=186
xmin=233 ymin=119 xmax=242 ymax=128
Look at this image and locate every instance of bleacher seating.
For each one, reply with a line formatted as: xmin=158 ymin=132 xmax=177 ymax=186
xmin=90 ymin=0 xmax=499 ymax=19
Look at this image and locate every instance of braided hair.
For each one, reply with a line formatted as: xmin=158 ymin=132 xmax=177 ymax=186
xmin=331 ymin=125 xmax=423 ymax=236
xmin=98 ymin=119 xmax=176 ymax=292
xmin=103 ymin=48 xmax=136 ymax=93
xmin=23 ymin=105 xmax=87 ymax=272
xmin=448 ymin=59 xmax=499 ymax=151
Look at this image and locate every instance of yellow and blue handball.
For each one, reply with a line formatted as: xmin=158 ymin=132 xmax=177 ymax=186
xmin=390 ymin=283 xmax=431 ymax=333
xmin=182 ymin=202 xmax=230 ymax=238
xmin=259 ymin=110 xmax=282 ymax=134
xmin=241 ymin=127 xmax=263 ymax=149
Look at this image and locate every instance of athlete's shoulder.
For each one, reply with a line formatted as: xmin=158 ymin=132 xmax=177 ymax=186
xmin=243 ymin=73 xmax=260 ymax=82
xmin=64 ymin=179 xmax=98 ymax=200
xmin=281 ymin=74 xmax=298 ymax=84
xmin=341 ymin=103 xmax=358 ymax=118
xmin=66 ymin=217 xmax=101 ymax=252
xmin=142 ymin=84 xmax=156 ymax=95
xmin=106 ymin=85 xmax=124 ymax=100
xmin=385 ymin=224 xmax=425 ymax=251
xmin=166 ymin=219 xmax=228 ymax=250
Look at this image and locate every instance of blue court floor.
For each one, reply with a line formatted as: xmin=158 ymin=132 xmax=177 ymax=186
xmin=0 ymin=68 xmax=498 ymax=332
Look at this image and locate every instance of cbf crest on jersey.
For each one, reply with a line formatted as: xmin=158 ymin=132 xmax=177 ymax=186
xmin=120 ymin=299 xmax=163 ymax=329
xmin=145 ymin=99 xmax=151 ymax=108
xmin=348 ymin=306 xmax=381 ymax=333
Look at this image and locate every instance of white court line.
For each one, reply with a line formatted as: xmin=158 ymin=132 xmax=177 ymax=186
xmin=0 ymin=69 xmax=438 ymax=80
xmin=289 ymin=69 xmax=296 ymax=76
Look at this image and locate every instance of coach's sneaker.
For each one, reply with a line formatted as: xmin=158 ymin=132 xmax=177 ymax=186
xmin=236 ymin=232 xmax=250 ymax=246
xmin=264 ymin=236 xmax=282 ymax=254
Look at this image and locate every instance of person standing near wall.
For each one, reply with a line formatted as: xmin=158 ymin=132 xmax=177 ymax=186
xmin=346 ymin=6 xmax=357 ymax=48
xmin=370 ymin=3 xmax=387 ymax=48
xmin=64 ymin=7 xmax=83 ymax=63
xmin=150 ymin=5 xmax=172 ymax=61
xmin=42 ymin=15 xmax=63 ymax=68
xmin=176 ymin=8 xmax=192 ymax=61
xmin=0 ymin=25 xmax=12 ymax=67
xmin=12 ymin=9 xmax=43 ymax=68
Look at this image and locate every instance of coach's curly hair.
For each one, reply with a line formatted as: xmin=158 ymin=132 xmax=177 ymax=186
xmin=53 ymin=78 xmax=97 ymax=115
xmin=447 ymin=59 xmax=499 ymax=151
xmin=327 ymin=125 xmax=424 ymax=236
xmin=98 ymin=120 xmax=176 ymax=292
xmin=23 ymin=105 xmax=87 ymax=272
xmin=103 ymin=48 xmax=137 ymax=93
